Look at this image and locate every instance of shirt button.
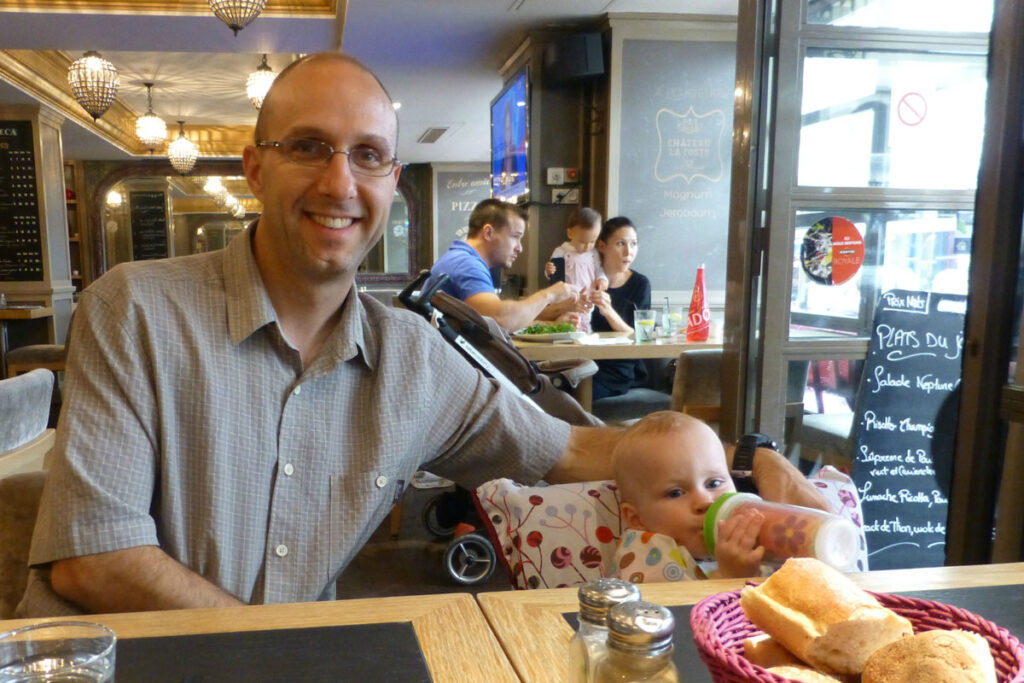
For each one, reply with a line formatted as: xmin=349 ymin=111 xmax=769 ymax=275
xmin=283 ymin=463 xmax=294 ymax=476
xmin=293 ymin=385 xmax=302 ymax=396
xmin=375 ymin=475 xmax=388 ymax=488
xmin=275 ymin=544 xmax=288 ymax=557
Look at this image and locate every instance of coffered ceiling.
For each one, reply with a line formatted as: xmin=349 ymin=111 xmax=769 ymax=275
xmin=0 ymin=0 xmax=737 ymax=164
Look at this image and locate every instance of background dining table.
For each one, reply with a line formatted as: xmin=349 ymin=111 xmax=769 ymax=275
xmin=513 ymin=330 xmax=721 ymax=409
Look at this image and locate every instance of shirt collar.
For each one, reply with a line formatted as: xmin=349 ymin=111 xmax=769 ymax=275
xmin=223 ymin=221 xmax=374 ymax=371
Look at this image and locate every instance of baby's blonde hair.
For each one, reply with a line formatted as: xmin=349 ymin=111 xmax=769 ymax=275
xmin=612 ymin=411 xmax=716 ymax=502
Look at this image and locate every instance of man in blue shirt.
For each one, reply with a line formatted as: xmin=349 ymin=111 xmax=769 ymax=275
xmin=429 ymin=198 xmax=581 ymax=331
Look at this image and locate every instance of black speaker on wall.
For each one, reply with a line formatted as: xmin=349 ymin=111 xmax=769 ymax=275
xmin=544 ymin=32 xmax=605 ymax=86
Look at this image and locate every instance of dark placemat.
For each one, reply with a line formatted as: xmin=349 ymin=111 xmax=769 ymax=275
xmin=116 ymin=622 xmax=432 ymax=683
xmin=564 ymin=583 xmax=1024 ymax=683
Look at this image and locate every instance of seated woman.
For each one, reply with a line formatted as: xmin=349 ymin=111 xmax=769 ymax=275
xmin=589 ymin=216 xmax=650 ymax=401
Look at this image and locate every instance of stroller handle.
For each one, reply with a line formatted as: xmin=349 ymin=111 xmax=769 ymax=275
xmin=399 ymin=269 xmax=448 ymax=317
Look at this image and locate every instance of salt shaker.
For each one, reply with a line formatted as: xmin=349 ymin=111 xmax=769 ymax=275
xmin=593 ymin=601 xmax=678 ymax=682
xmin=569 ymin=578 xmax=642 ymax=683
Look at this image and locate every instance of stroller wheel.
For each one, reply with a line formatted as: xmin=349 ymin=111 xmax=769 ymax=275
xmin=444 ymin=532 xmax=496 ymax=585
xmin=423 ymin=494 xmax=459 ymax=538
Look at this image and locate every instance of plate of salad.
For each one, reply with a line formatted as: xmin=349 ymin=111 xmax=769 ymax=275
xmin=512 ymin=322 xmax=585 ymax=342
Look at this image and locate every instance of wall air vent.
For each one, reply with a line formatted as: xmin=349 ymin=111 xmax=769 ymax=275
xmin=417 ymin=127 xmax=449 ymax=144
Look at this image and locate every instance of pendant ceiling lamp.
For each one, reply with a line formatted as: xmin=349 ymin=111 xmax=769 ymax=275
xmin=231 ymin=203 xmax=246 ymax=219
xmin=134 ymin=83 xmax=168 ymax=153
xmin=209 ymin=0 xmax=267 ymax=36
xmin=67 ymin=51 xmax=120 ymax=121
xmin=246 ymin=54 xmax=277 ymax=110
xmin=168 ymin=121 xmax=198 ymax=175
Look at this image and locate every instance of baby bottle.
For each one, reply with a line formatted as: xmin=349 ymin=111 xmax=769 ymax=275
xmin=703 ymin=492 xmax=859 ymax=572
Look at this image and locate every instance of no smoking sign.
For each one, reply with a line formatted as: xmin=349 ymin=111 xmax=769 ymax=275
xmin=897 ymin=92 xmax=927 ymax=127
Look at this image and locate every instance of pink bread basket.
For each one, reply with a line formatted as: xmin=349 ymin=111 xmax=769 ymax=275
xmin=690 ymin=588 xmax=1024 ymax=683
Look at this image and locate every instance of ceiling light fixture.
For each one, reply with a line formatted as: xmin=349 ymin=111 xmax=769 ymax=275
xmin=246 ymin=54 xmax=277 ymax=110
xmin=231 ymin=203 xmax=246 ymax=219
xmin=134 ymin=82 xmax=168 ymax=153
xmin=106 ymin=190 xmax=123 ymax=207
xmin=67 ymin=51 xmax=119 ymax=121
xmin=168 ymin=121 xmax=198 ymax=175
xmin=209 ymin=0 xmax=267 ymax=36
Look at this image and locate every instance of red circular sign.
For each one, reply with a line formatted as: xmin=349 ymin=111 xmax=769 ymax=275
xmin=800 ymin=217 xmax=865 ymax=286
xmin=897 ymin=92 xmax=927 ymax=127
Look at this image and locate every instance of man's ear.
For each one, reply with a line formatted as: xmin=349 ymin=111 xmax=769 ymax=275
xmin=242 ymin=145 xmax=265 ymax=202
xmin=620 ymin=502 xmax=647 ymax=531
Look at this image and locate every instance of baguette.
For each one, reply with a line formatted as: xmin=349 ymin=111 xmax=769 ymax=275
xmin=862 ymin=629 xmax=997 ymax=683
xmin=743 ymin=634 xmax=803 ymax=669
xmin=739 ymin=557 xmax=913 ymax=674
xmin=767 ymin=665 xmax=846 ymax=682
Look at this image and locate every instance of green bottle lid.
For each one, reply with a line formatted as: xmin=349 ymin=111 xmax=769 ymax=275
xmin=702 ymin=492 xmax=761 ymax=555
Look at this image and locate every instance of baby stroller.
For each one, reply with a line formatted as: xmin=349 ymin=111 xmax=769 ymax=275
xmin=398 ymin=271 xmax=602 ymax=585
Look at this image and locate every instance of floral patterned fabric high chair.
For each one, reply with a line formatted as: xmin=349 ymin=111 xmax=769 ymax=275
xmin=474 ymin=467 xmax=867 ymax=590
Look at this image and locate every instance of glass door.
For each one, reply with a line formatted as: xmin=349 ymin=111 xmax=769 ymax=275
xmin=732 ymin=0 xmax=994 ymax=565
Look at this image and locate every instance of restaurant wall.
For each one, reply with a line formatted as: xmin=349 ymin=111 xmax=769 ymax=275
xmin=606 ymin=16 xmax=738 ymax=314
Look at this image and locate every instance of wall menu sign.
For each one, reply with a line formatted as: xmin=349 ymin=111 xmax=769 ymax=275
xmin=129 ymin=191 xmax=169 ymax=261
xmin=434 ymin=171 xmax=490 ymax=260
xmin=0 ymin=120 xmax=44 ymax=281
xmin=852 ymin=289 xmax=966 ymax=570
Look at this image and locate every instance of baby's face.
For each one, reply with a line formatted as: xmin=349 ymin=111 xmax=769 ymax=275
xmin=621 ymin=430 xmax=735 ymax=557
xmin=567 ymin=222 xmax=600 ymax=253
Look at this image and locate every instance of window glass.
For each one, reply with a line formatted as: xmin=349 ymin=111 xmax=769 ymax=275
xmin=806 ymin=0 xmax=993 ymax=33
xmin=790 ymin=208 xmax=972 ymax=338
xmin=798 ymin=49 xmax=987 ymax=189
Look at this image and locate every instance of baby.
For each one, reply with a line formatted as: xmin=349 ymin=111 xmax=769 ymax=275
xmin=612 ymin=411 xmax=766 ymax=582
xmin=545 ymin=207 xmax=607 ymax=332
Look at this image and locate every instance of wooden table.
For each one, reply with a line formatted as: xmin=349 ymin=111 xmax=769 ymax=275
xmin=0 ymin=306 xmax=53 ymax=379
xmin=477 ymin=562 xmax=1024 ymax=683
xmin=514 ymin=331 xmax=721 ymax=409
xmin=0 ymin=592 xmax=518 ymax=682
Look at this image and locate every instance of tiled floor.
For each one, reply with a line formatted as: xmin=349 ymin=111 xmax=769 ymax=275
xmin=335 ymin=484 xmax=511 ymax=599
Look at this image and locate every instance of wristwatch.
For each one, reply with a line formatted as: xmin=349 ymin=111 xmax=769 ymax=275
xmin=731 ymin=432 xmax=777 ymax=493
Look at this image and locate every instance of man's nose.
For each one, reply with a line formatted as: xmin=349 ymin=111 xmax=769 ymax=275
xmin=317 ymin=151 xmax=358 ymax=198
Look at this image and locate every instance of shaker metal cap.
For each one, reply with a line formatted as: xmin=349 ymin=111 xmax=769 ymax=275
xmin=606 ymin=601 xmax=675 ymax=653
xmin=578 ymin=578 xmax=642 ymax=624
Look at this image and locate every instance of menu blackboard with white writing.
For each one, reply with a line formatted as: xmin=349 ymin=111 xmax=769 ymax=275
xmin=130 ymin=191 xmax=169 ymax=261
xmin=434 ymin=170 xmax=490 ymax=259
xmin=0 ymin=120 xmax=44 ymax=281
xmin=852 ymin=289 xmax=966 ymax=570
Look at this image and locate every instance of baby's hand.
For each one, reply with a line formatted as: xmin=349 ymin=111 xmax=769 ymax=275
xmin=595 ymin=279 xmax=608 ymax=292
xmin=544 ymin=261 xmax=556 ymax=278
xmin=714 ymin=508 xmax=765 ymax=579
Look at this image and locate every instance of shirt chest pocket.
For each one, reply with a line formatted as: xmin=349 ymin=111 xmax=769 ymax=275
xmin=327 ymin=466 xmax=411 ymax=575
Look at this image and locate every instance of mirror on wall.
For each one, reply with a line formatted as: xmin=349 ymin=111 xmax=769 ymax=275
xmin=91 ymin=163 xmax=420 ymax=284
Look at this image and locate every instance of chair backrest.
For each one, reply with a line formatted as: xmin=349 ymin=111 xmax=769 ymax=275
xmin=0 ymin=369 xmax=54 ymax=454
xmin=0 ymin=470 xmax=46 ymax=618
xmin=670 ymin=348 xmax=723 ymax=423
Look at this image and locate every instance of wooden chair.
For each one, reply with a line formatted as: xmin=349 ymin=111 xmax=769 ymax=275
xmin=670 ymin=348 xmax=723 ymax=427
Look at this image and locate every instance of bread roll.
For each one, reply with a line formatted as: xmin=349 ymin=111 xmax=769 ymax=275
xmin=743 ymin=634 xmax=802 ymax=669
xmin=767 ymin=665 xmax=845 ymax=682
xmin=862 ymin=629 xmax=997 ymax=683
xmin=739 ymin=557 xmax=913 ymax=674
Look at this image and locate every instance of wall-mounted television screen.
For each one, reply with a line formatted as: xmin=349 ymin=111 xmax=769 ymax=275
xmin=490 ymin=68 xmax=529 ymax=203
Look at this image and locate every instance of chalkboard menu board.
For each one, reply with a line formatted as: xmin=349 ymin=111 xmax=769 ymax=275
xmin=852 ymin=289 xmax=966 ymax=570
xmin=617 ymin=40 xmax=735 ymax=293
xmin=0 ymin=120 xmax=44 ymax=281
xmin=434 ymin=170 xmax=490 ymax=259
xmin=130 ymin=191 xmax=169 ymax=261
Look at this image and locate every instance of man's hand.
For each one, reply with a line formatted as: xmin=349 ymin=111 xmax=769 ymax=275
xmin=714 ymin=507 xmax=766 ymax=579
xmin=752 ymin=447 xmax=830 ymax=511
xmin=545 ymin=280 xmax=581 ymax=304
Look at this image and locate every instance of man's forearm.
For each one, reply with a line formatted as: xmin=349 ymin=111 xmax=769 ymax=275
xmin=50 ymin=546 xmax=244 ymax=613
xmin=493 ymin=289 xmax=557 ymax=331
xmin=545 ymin=425 xmax=623 ymax=483
xmin=724 ymin=442 xmax=830 ymax=511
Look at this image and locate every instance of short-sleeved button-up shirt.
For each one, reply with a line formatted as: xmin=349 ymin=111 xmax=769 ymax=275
xmin=22 ymin=226 xmax=569 ymax=616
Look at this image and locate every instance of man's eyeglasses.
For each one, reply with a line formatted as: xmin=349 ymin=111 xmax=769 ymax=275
xmin=256 ymin=138 xmax=401 ymax=177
